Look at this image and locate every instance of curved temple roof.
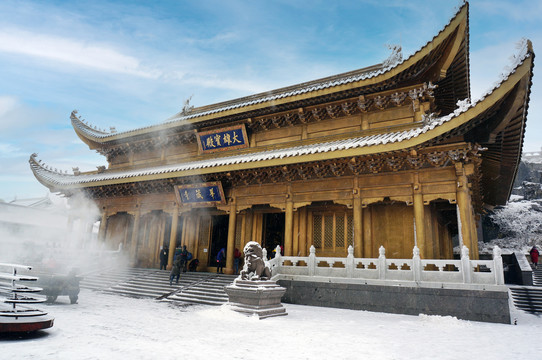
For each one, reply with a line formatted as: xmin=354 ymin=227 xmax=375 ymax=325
xmin=30 ymin=38 xmax=534 ymax=208
xmin=70 ymin=3 xmax=470 ymax=146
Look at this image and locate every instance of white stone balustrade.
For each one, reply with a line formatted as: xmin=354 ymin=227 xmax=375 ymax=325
xmin=267 ymin=244 xmax=505 ymax=288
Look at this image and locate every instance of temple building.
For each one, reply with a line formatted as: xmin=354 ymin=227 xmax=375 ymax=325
xmin=30 ymin=3 xmax=534 ymax=275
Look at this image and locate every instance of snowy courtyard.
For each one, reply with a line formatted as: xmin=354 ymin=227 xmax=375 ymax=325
xmin=2 ymin=288 xmax=540 ymax=360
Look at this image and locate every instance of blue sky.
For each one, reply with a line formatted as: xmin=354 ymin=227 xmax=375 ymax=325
xmin=1 ymin=0 xmax=541 ymax=201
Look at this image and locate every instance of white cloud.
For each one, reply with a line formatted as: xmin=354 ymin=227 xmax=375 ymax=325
xmin=0 ymin=95 xmax=17 ymax=118
xmin=475 ymin=1 xmax=542 ymax=22
xmin=0 ymin=142 xmax=21 ymax=157
xmin=0 ymin=28 xmax=161 ymax=78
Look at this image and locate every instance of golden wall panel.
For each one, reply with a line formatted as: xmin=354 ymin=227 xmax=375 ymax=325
xmin=291 ymin=177 xmax=354 ymax=192
xmin=306 ymin=116 xmax=361 ymax=134
xmin=369 ymin=203 xmax=415 ymax=259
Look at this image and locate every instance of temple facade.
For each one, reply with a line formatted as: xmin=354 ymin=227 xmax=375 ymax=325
xmin=31 ymin=3 xmax=534 ymax=274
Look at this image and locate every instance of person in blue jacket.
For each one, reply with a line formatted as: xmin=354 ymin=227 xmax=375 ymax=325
xmin=216 ymin=247 xmax=226 ymax=273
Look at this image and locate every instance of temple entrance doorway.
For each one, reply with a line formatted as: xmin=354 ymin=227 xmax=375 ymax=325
xmin=262 ymin=213 xmax=285 ymax=257
xmin=208 ymin=215 xmax=229 ymax=268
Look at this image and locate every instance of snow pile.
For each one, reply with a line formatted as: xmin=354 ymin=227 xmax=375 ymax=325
xmin=1 ymin=289 xmax=540 ymax=359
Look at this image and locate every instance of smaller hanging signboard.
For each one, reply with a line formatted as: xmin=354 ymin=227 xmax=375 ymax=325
xmin=174 ymin=182 xmax=226 ymax=207
xmin=196 ymin=124 xmax=249 ymax=154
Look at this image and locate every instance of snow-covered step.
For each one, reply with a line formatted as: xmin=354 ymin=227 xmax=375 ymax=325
xmin=510 ymin=287 xmax=542 ymax=314
xmin=169 ymin=293 xmax=226 ymax=306
xmin=165 ymin=274 xmax=236 ymax=306
xmin=532 ymin=268 xmax=542 ymax=286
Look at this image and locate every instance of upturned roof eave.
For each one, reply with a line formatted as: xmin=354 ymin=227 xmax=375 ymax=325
xmin=30 ymin=50 xmax=533 ymax=193
xmin=72 ymin=3 xmax=469 ymax=146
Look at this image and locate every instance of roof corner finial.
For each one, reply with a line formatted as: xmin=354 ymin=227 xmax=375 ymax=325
xmin=382 ymin=44 xmax=402 ymax=68
xmin=181 ymin=95 xmax=194 ymax=116
xmin=70 ymin=110 xmax=79 ymax=121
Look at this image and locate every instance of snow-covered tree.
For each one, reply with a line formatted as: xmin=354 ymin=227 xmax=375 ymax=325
xmin=481 ymin=199 xmax=542 ymax=253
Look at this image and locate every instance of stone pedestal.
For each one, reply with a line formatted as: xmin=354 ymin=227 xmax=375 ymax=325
xmin=224 ymin=279 xmax=287 ymax=319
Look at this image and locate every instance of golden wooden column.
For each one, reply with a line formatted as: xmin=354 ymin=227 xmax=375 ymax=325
xmin=353 ymin=197 xmax=363 ymax=258
xmin=362 ymin=207 xmax=372 ymax=257
xmin=456 ymin=165 xmax=477 ymax=259
xmin=299 ymin=207 xmax=308 ymax=256
xmin=98 ymin=211 xmax=108 ymax=242
xmin=413 ymin=181 xmax=426 ymax=258
xmin=167 ymin=206 xmax=179 ymax=270
xmin=130 ymin=209 xmax=141 ymax=260
xmin=284 ymin=200 xmax=294 ymax=256
xmin=226 ymin=201 xmax=237 ymax=274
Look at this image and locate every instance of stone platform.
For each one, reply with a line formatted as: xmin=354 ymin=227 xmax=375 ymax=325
xmin=224 ymin=279 xmax=287 ymax=319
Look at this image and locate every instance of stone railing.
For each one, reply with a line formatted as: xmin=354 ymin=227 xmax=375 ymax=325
xmin=267 ymin=244 xmax=505 ymax=287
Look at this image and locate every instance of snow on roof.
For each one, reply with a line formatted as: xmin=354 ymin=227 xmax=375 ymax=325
xmin=31 ymin=37 xmax=531 ymax=188
xmin=72 ymin=4 xmax=467 ymax=141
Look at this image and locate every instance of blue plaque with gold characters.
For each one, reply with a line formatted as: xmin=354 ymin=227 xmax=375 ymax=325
xmin=197 ymin=124 xmax=249 ymax=154
xmin=174 ymin=182 xmax=226 ymax=207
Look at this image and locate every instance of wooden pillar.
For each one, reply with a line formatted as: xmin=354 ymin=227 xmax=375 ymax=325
xmin=362 ymin=207 xmax=372 ymax=257
xmin=292 ymin=210 xmax=299 ymax=256
xmin=284 ymin=200 xmax=294 ymax=256
xmin=98 ymin=211 xmax=108 ymax=242
xmin=130 ymin=209 xmax=141 ymax=261
xmin=353 ymin=197 xmax=363 ymax=258
xmin=167 ymin=206 xmax=179 ymax=270
xmin=299 ymin=207 xmax=308 ymax=256
xmin=244 ymin=210 xmax=253 ymax=244
xmin=226 ymin=202 xmax=237 ymax=274
xmin=413 ymin=178 xmax=427 ymax=258
xmin=424 ymin=205 xmax=435 ymax=258
xmin=456 ymin=164 xmax=476 ymax=258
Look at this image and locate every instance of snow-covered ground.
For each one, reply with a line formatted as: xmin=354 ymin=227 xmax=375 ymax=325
xmin=2 ymin=289 xmax=540 ymax=360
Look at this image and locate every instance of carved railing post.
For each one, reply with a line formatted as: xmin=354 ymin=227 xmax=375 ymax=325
xmin=461 ymin=245 xmax=472 ymax=283
xmin=378 ymin=246 xmax=386 ymax=280
xmin=308 ymin=245 xmax=316 ymax=276
xmin=346 ymin=245 xmax=354 ymax=278
xmin=412 ymin=246 xmax=421 ymax=282
xmin=272 ymin=245 xmax=282 ymax=276
xmin=493 ymin=245 xmax=504 ymax=285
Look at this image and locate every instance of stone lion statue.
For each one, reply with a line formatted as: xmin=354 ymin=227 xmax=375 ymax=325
xmin=240 ymin=241 xmax=272 ymax=281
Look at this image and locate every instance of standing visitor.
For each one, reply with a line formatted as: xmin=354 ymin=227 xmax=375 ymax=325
xmin=530 ymin=245 xmax=539 ymax=269
xmin=159 ymin=246 xmax=168 ymax=270
xmin=169 ymin=257 xmax=182 ymax=285
xmin=233 ymin=248 xmax=241 ymax=275
xmin=216 ymin=247 xmax=226 ymax=273
xmin=180 ymin=245 xmax=188 ymax=273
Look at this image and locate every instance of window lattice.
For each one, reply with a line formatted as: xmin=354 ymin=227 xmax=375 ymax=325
xmin=336 ymin=214 xmax=345 ymax=247
xmin=313 ymin=214 xmax=322 ymax=248
xmin=324 ymin=215 xmax=333 ymax=248
xmin=347 ymin=214 xmax=353 ymax=247
xmin=235 ymin=217 xmax=242 ymax=247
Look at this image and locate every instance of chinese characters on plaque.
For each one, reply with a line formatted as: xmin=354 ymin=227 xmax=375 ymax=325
xmin=197 ymin=124 xmax=249 ymax=154
xmin=175 ymin=182 xmax=226 ymax=207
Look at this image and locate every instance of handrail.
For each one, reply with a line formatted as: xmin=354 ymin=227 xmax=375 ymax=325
xmin=267 ymin=244 xmax=505 ymax=287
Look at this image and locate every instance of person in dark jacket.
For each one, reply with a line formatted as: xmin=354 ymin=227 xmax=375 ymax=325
xmin=169 ymin=257 xmax=182 ymax=285
xmin=159 ymin=247 xmax=168 ymax=270
xmin=216 ymin=247 xmax=226 ymax=273
xmin=530 ymin=245 xmax=539 ymax=269
xmin=233 ymin=248 xmax=241 ymax=275
xmin=180 ymin=245 xmax=188 ymax=273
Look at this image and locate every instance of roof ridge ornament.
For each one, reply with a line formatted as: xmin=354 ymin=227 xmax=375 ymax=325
xmin=181 ymin=95 xmax=194 ymax=116
xmin=382 ymin=44 xmax=403 ymax=69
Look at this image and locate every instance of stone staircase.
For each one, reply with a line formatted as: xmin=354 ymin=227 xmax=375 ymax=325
xmin=79 ymin=267 xmax=236 ymax=305
xmin=533 ymin=268 xmax=542 ymax=286
xmin=168 ymin=274 xmax=237 ymax=305
xmin=509 ymin=266 xmax=542 ymax=315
